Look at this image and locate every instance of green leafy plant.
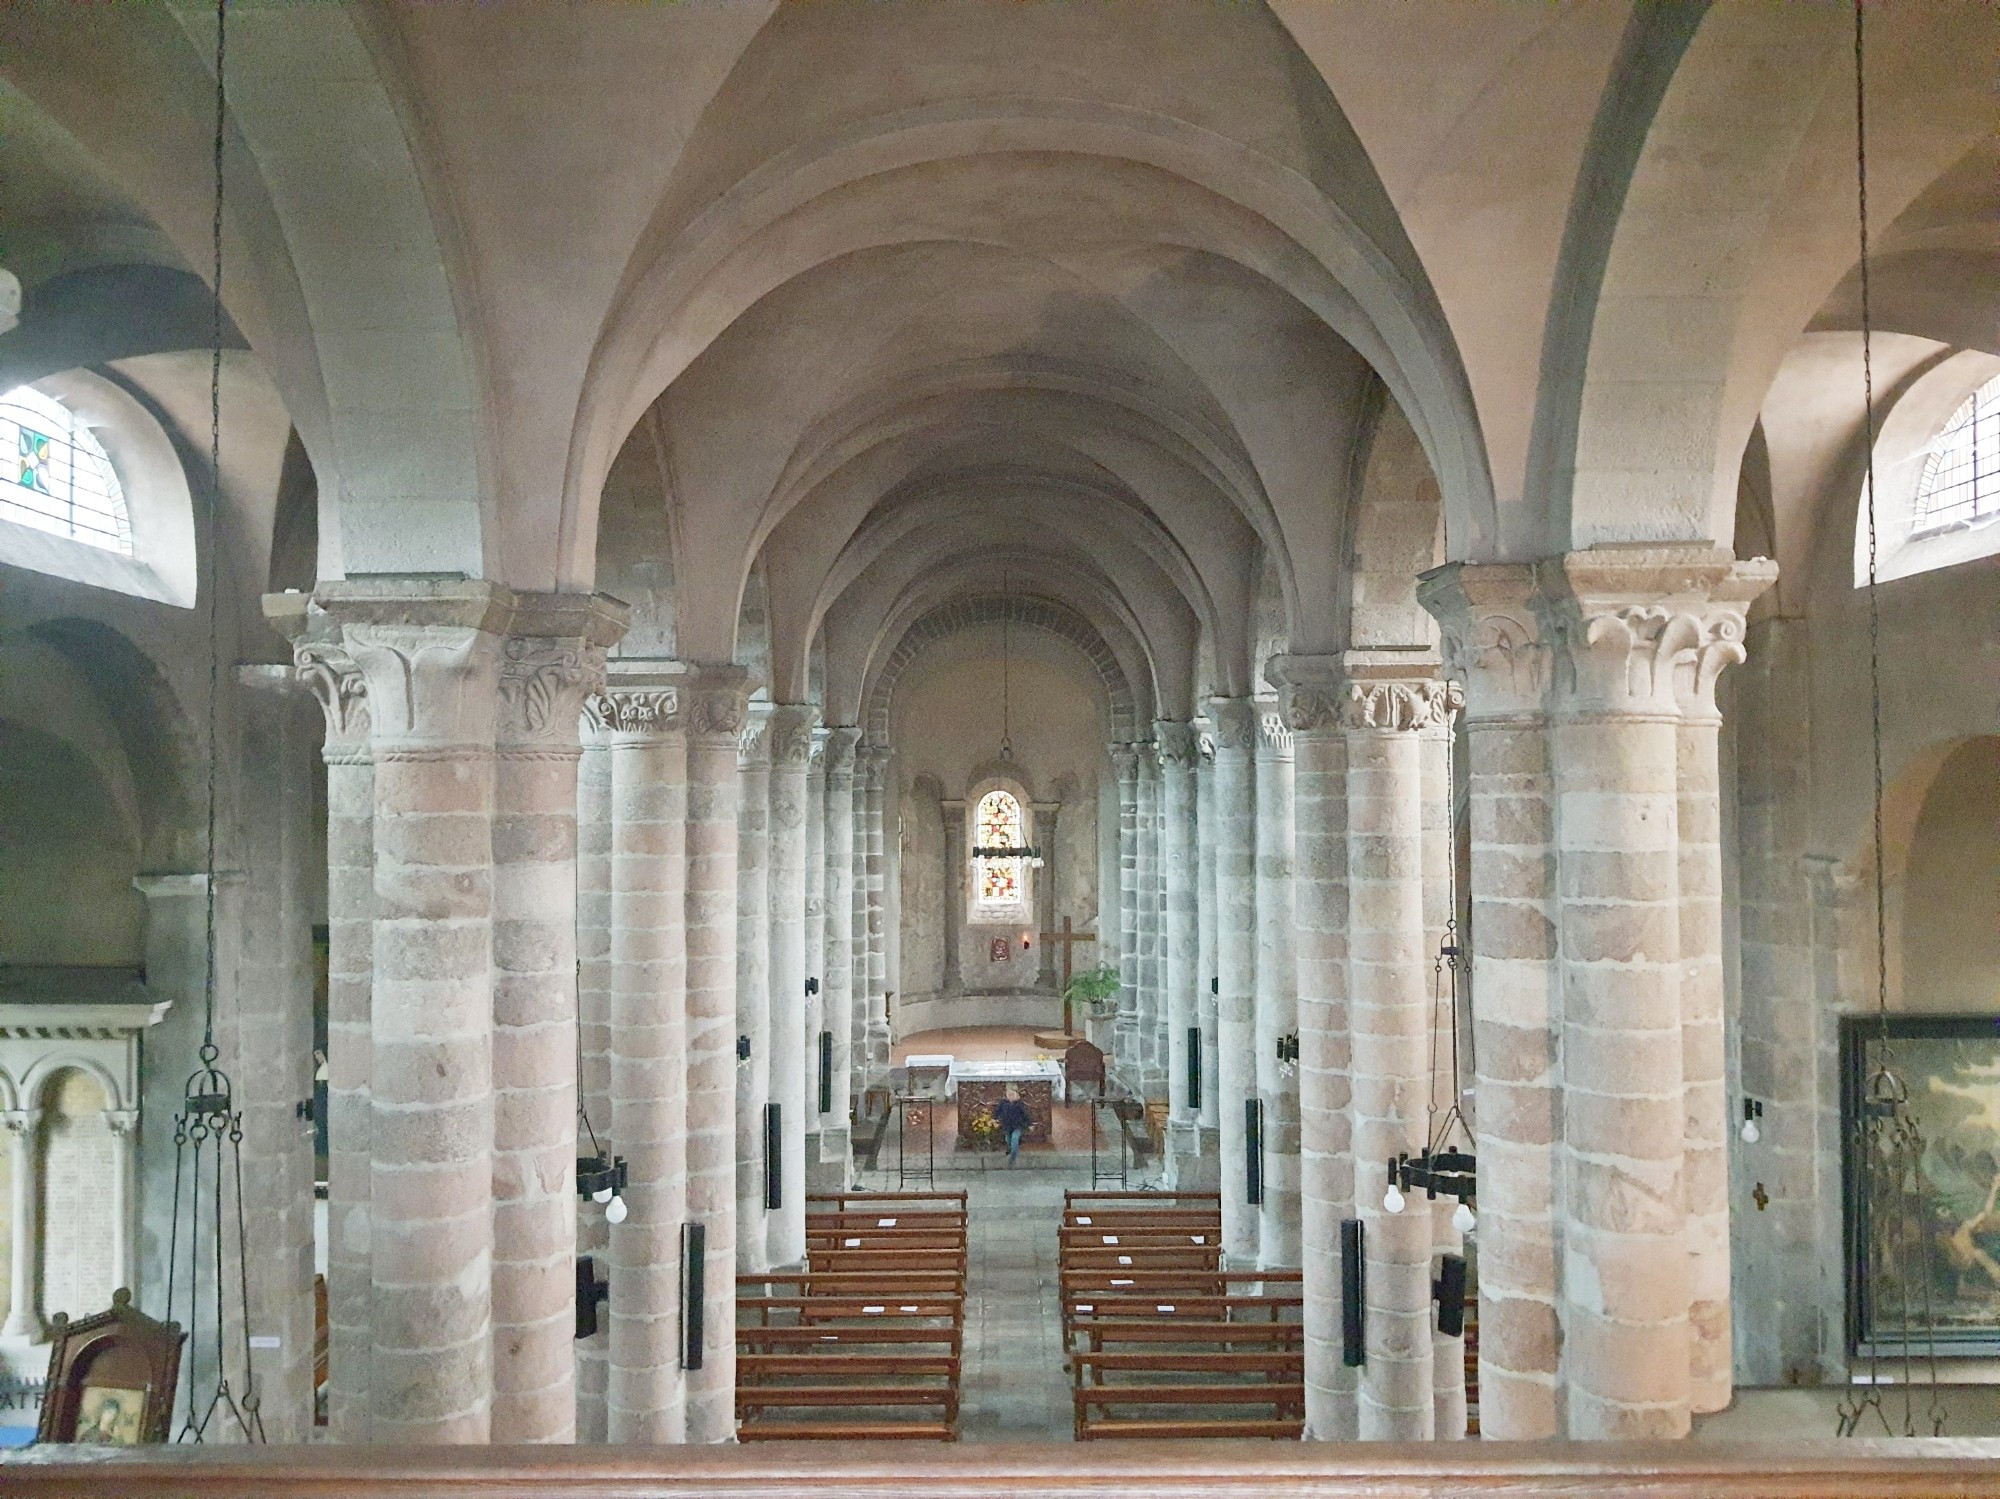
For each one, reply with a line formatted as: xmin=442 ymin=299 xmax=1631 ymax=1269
xmin=1064 ymin=964 xmax=1124 ymax=1017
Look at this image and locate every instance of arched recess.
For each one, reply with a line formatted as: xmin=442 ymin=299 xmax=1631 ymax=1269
xmin=1537 ymin=0 xmax=1995 ymax=555
xmin=0 ymin=5 xmax=493 ymax=579
xmin=813 ymin=501 xmax=1189 ymax=716
xmin=864 ymin=595 xmax=1137 ymax=745
xmin=832 ymin=550 xmax=1159 ymax=738
xmin=1896 ymin=737 xmax=2000 ymax=1014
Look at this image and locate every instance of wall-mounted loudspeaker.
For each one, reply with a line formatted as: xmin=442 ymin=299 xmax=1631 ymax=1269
xmin=1340 ymin=1218 xmax=1365 ymax=1367
xmin=1434 ymin=1252 xmax=1469 ymax=1338
xmin=764 ymin=1102 xmax=782 ymax=1211
xmin=1245 ymin=1097 xmax=1264 ymax=1206
xmin=680 ymin=1221 xmax=705 ymax=1371
xmin=1187 ymin=1026 xmax=1203 ymax=1112
xmin=574 ymin=1253 xmax=609 ymax=1340
xmin=818 ymin=1030 xmax=834 ymax=1114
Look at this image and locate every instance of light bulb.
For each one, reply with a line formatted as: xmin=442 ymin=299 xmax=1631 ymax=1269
xmin=593 ymin=1186 xmax=613 ymax=1204
xmin=1452 ymin=1200 xmax=1477 ymax=1235
xmin=1740 ymin=1117 xmax=1761 ymax=1145
xmin=1383 ymin=1182 xmax=1406 ymax=1214
xmin=605 ymin=1194 xmax=629 ymax=1226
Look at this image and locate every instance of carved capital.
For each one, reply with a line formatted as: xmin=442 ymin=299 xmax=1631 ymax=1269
xmin=822 ymin=725 xmax=862 ymax=777
xmin=1266 ymin=654 xmax=1345 ymax=735
xmin=682 ymin=665 xmax=754 ymax=743
xmin=1339 ymin=660 xmax=1460 ymax=734
xmin=767 ymin=704 xmax=818 ymax=768
xmin=1540 ymin=548 xmax=1776 ymax=720
xmin=1419 ymin=563 xmax=1548 ymax=721
xmin=340 ymin=623 xmax=504 ymax=753
xmin=293 ymin=639 xmax=371 ymax=756
xmin=1257 ymin=708 xmax=1293 ymax=757
xmin=586 ymin=686 xmax=681 ymax=736
xmin=105 ymin=1108 xmax=139 ymax=1138
xmin=1206 ymin=698 xmax=1259 ymax=753
xmin=2 ymin=1108 xmax=41 ymax=1137
xmin=738 ymin=706 xmax=772 ymax=767
xmin=498 ymin=635 xmax=603 ymax=751
xmin=1110 ymin=741 xmax=1146 ymax=777
xmin=1154 ymin=720 xmax=1201 ymax=768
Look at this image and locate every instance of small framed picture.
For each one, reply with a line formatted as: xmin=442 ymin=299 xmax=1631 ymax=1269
xmin=989 ymin=936 xmax=1010 ymax=963
xmin=75 ymin=1386 xmax=148 ymax=1446
xmin=1843 ymin=1014 xmax=2000 ymax=1358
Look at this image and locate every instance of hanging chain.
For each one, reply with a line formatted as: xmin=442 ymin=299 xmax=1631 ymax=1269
xmin=200 ymin=0 xmax=226 ymax=1048
xmin=1835 ymin=0 xmax=1944 ymax=1437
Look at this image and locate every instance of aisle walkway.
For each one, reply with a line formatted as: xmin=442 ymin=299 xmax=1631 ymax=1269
xmin=851 ymin=1159 xmax=1076 ymax=1441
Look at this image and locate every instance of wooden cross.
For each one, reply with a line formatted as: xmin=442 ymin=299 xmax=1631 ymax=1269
xmin=1040 ymin=914 xmax=1096 ymax=1034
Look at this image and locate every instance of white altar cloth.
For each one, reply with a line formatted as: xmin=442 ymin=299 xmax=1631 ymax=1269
xmin=948 ymin=1056 xmax=1066 ymax=1101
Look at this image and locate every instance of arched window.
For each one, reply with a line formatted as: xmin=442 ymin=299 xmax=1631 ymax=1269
xmin=1910 ymin=373 xmax=1999 ymax=539
xmin=1 ymin=386 xmax=132 ymax=555
xmin=974 ymin=788 xmax=1026 ymax=911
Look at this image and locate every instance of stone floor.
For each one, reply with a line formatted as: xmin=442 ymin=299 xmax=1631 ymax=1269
xmin=851 ymin=1152 xmax=1119 ymax=1442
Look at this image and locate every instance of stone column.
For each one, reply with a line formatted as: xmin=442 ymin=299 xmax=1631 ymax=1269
xmin=1268 ymin=656 xmax=1352 ymax=1438
xmin=1136 ymin=745 xmax=1165 ymax=1098
xmin=1421 ymin=713 xmax=1469 ymax=1442
xmin=327 ymin=581 xmax=508 ymax=1443
xmin=735 ymin=709 xmax=772 ymax=1274
xmin=1208 ymin=700 xmax=1259 ymax=1263
xmin=1344 ymin=659 xmax=1453 ymax=1441
xmin=817 ymin=729 xmax=859 ymax=1185
xmin=107 ymin=1108 xmax=139 ymax=1303
xmin=1422 ymin=562 xmax=1560 ymax=1441
xmin=292 ymin=633 xmax=374 ymax=1442
xmin=683 ymin=666 xmax=753 ymax=1442
xmin=1731 ymin=616 xmax=1823 ymax=1385
xmin=490 ymin=601 xmax=621 ymax=1443
xmin=232 ymin=664 xmax=322 ymax=1441
xmin=940 ymin=798 xmax=966 ymax=997
xmin=766 ymin=705 xmax=815 ymax=1269
xmin=1254 ymin=706 xmax=1301 ymax=1267
xmin=1538 ymin=547 xmax=1772 ymax=1439
xmin=1 ymin=1108 xmax=41 ymax=1339
xmin=849 ymin=759 xmax=871 ymax=1108
xmin=1678 ymin=658 xmax=1732 ymax=1417
xmin=1111 ymin=742 xmax=1142 ymax=1084
xmin=1040 ymin=803 xmax=1063 ymax=988
xmin=573 ymin=719 xmax=613 ymax=1443
xmin=1157 ymin=724 xmax=1202 ymax=1178
xmin=1195 ymin=733 xmax=1220 ymax=1152
xmin=860 ymin=745 xmax=892 ymax=1087
xmin=804 ymin=730 xmax=827 ymax=1175
xmin=599 ymin=670 xmax=688 ymax=1442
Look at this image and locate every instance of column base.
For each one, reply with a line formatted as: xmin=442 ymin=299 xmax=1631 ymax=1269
xmin=1166 ymin=1124 xmax=1221 ymax=1190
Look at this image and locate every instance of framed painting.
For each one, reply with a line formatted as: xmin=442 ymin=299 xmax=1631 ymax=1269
xmin=1843 ymin=1014 xmax=2000 ymax=1358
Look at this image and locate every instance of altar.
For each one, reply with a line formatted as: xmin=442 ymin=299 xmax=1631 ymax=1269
xmin=949 ymin=1057 xmax=1064 ymax=1150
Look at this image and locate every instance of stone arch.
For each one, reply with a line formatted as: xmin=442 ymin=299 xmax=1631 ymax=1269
xmin=22 ymin=1053 xmax=125 ymax=1114
xmin=1540 ymin=1 xmax=1995 ymax=557
xmin=866 ymin=595 xmax=1136 ymax=745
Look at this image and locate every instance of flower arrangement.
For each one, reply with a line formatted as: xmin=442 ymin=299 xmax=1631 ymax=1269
xmin=968 ymin=1106 xmax=1002 ymax=1149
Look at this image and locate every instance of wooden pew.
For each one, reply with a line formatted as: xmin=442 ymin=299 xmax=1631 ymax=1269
xmin=739 ymin=1323 xmax=964 ymax=1356
xmin=1071 ymin=1347 xmax=1305 ymax=1441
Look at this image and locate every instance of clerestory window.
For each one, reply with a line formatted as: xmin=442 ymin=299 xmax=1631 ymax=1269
xmin=0 ymin=385 xmax=132 ymax=555
xmin=1909 ymin=374 xmax=1999 ymax=540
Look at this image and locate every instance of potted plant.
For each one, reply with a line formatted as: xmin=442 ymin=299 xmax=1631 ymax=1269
xmin=1064 ymin=964 xmax=1123 ymax=1020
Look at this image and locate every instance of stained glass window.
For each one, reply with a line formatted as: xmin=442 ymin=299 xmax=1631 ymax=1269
xmin=975 ymin=789 xmax=1025 ymax=908
xmin=1910 ymin=374 xmax=2000 ymax=539
xmin=0 ymin=386 xmax=131 ymax=554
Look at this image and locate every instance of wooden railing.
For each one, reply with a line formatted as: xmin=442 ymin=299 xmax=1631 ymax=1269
xmin=4 ymin=1440 xmax=2000 ymax=1497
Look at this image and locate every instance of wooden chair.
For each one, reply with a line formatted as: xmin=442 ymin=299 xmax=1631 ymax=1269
xmin=1063 ymin=1039 xmax=1106 ymax=1098
xmin=36 ymin=1288 xmax=183 ymax=1446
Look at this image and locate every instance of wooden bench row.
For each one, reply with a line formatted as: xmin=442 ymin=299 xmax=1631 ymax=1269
xmin=739 ymin=1190 xmax=969 ymax=1443
xmin=1056 ymin=1192 xmax=1303 ymax=1441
